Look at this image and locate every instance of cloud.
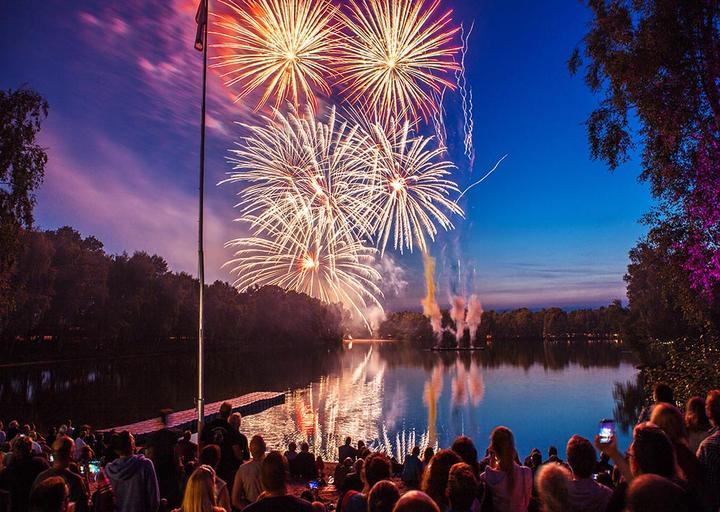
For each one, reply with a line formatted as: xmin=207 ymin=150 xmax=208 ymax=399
xmin=37 ymin=128 xmax=239 ymax=282
xmin=374 ymin=254 xmax=408 ymax=298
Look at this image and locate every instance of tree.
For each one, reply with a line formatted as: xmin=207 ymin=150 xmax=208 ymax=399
xmin=571 ymin=0 xmax=720 ymax=333
xmin=0 ymin=88 xmax=49 ymax=316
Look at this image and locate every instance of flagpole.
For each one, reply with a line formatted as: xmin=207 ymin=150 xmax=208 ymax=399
xmin=194 ymin=0 xmax=209 ymax=439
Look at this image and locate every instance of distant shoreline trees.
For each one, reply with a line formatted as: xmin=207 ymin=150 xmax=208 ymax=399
xmin=0 ymin=226 xmax=344 ymax=359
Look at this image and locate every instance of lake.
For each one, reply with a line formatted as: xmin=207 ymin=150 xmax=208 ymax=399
xmin=0 ymin=339 xmax=638 ymax=461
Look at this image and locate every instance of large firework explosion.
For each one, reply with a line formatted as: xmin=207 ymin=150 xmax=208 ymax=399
xmin=214 ymin=0 xmax=468 ymax=327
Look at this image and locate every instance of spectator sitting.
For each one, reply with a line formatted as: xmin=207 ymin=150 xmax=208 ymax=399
xmin=294 ymin=442 xmax=318 ymax=480
xmin=343 ymin=458 xmax=364 ymax=494
xmin=0 ymin=435 xmax=50 ymax=512
xmin=685 ymin=396 xmax=712 ymax=453
xmin=105 ymin=431 xmax=160 ymax=512
xmin=284 ymin=442 xmax=299 ymax=477
xmin=367 ymin=480 xmax=399 ymax=512
xmin=697 ymin=389 xmax=720 ymax=512
xmin=32 ymin=436 xmax=90 ymax=512
xmin=400 ymin=446 xmax=423 ymax=488
xmin=342 ymin=452 xmax=391 ymax=512
xmin=172 ymin=464 xmax=225 ymax=512
xmin=392 ymin=490 xmax=440 ymax=512
xmin=565 ymin=435 xmax=611 ymax=512
xmin=199 ymin=444 xmax=232 ymax=512
xmin=625 ymin=473 xmax=689 ymax=512
xmin=638 ymin=382 xmax=675 ymax=422
xmin=200 ymin=402 xmax=247 ymax=490
xmin=480 ymin=426 xmax=533 ymax=512
xmin=339 ymin=437 xmax=357 ymax=463
xmin=29 ymin=476 xmax=68 ymax=512
xmin=334 ymin=457 xmax=353 ymax=490
xmin=536 ymin=463 xmax=570 ymax=512
xmin=446 ymin=462 xmax=480 ymax=512
xmin=233 ymin=434 xmax=266 ymax=509
xmin=421 ymin=449 xmax=461 ymax=510
xmin=244 ymin=451 xmax=313 ymax=512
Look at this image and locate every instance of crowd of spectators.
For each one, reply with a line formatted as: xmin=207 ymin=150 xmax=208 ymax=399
xmin=1 ymin=384 xmax=719 ymax=512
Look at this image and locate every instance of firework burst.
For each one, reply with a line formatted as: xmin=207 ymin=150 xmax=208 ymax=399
xmin=336 ymin=0 xmax=460 ymax=123
xmin=211 ymin=0 xmax=337 ymax=110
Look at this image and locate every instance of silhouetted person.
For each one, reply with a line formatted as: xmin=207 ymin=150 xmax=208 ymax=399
xmin=199 ymin=444 xmax=232 ymax=512
xmin=698 ymin=389 xmax=720 ymax=511
xmin=200 ymin=402 xmax=246 ymax=490
xmin=447 ymin=462 xmax=480 ymax=512
xmin=357 ymin=440 xmax=369 ymax=460
xmin=177 ymin=430 xmax=198 ymax=465
xmin=229 ymin=412 xmax=250 ymax=461
xmin=334 ymin=457 xmax=353 ymax=490
xmin=294 ymin=442 xmax=318 ymax=480
xmin=244 ymin=451 xmax=313 ymax=512
xmin=421 ymin=449 xmax=461 ymax=511
xmin=367 ymin=480 xmax=399 ymax=512
xmin=625 ymin=474 xmax=689 ymax=512
xmin=0 ymin=435 xmax=50 ymax=512
xmin=33 ymin=437 xmax=90 ymax=512
xmin=284 ymin=442 xmax=298 ymax=477
xmin=29 ymin=476 xmax=68 ymax=512
xmin=233 ymin=435 xmax=266 ymax=508
xmin=451 ymin=436 xmax=480 ymax=478
xmin=392 ymin=490 xmax=440 ymax=512
xmin=543 ymin=445 xmax=563 ymax=465
xmin=685 ymin=396 xmax=712 ymax=453
xmin=422 ymin=447 xmax=434 ymax=466
xmin=105 ymin=431 xmax=160 ymax=512
xmin=343 ymin=452 xmax=391 ymax=512
xmin=339 ymin=437 xmax=357 ymax=463
xmin=401 ymin=446 xmax=423 ymax=488
xmin=565 ymin=435 xmax=611 ymax=512
xmin=145 ymin=409 xmax=182 ymax=508
xmin=638 ymin=382 xmax=674 ymax=422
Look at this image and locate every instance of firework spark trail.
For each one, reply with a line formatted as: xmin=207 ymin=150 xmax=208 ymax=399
xmin=431 ymin=88 xmax=448 ymax=151
xmin=456 ymin=154 xmax=508 ymax=202
xmin=455 ymin=21 xmax=475 ymax=166
xmin=336 ymin=0 xmax=461 ymax=123
xmin=210 ymin=0 xmax=337 ymax=111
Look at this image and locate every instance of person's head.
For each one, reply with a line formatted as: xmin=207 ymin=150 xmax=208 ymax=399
xmin=343 ymin=456 xmax=353 ymax=467
xmin=13 ymin=435 xmax=33 ymax=459
xmin=653 ymin=383 xmax=674 ymax=404
xmin=530 ymin=451 xmax=542 ymax=467
xmin=357 ymin=440 xmax=365 ymax=450
xmin=112 ymin=431 xmax=135 ymax=457
xmin=685 ymin=396 xmax=710 ymax=429
xmin=368 ymin=480 xmax=400 ymax=512
xmin=345 ymin=436 xmax=352 ymax=446
xmin=51 ymin=437 xmax=74 ymax=467
xmin=423 ymin=446 xmax=434 ymax=462
xmin=29 ymin=476 xmax=68 ymax=512
xmin=392 ymin=490 xmax=441 ymax=512
xmin=447 ymin=462 xmax=477 ymax=512
xmin=158 ymin=409 xmax=172 ymax=427
xmin=300 ymin=441 xmax=310 ymax=453
xmin=363 ymin=452 xmax=391 ymax=489
xmin=626 ymin=473 xmax=689 ymax=512
xmin=353 ymin=457 xmax=364 ymax=473
xmin=300 ymin=490 xmax=314 ymax=502
xmin=566 ymin=435 xmax=596 ymax=479
xmin=219 ymin=402 xmax=232 ymax=420
xmin=630 ymin=422 xmax=676 ymax=478
xmin=250 ymin=435 xmax=266 ymax=460
xmin=311 ymin=503 xmax=326 ymax=512
xmin=451 ymin=436 xmax=479 ymax=474
xmin=229 ymin=412 xmax=242 ymax=430
xmin=548 ymin=446 xmax=558 ymax=457
xmin=261 ymin=451 xmax=289 ymax=494
xmin=9 ymin=420 xmax=19 ymax=430
xmin=535 ymin=463 xmax=571 ymax=512
xmin=288 ymin=441 xmax=297 ymax=452
xmin=183 ymin=430 xmax=192 ymax=442
xmin=651 ymin=403 xmax=689 ymax=445
xmin=181 ymin=465 xmax=217 ymax=512
xmin=421 ymin=449 xmax=461 ymax=508
xmin=199 ymin=444 xmax=221 ymax=469
xmin=58 ymin=425 xmax=67 ymax=436
xmin=706 ymin=390 xmax=720 ymax=427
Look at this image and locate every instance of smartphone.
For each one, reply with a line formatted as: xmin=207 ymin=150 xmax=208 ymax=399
xmin=308 ymin=480 xmax=319 ymax=489
xmin=88 ymin=460 xmax=101 ymax=476
xmin=598 ymin=419 xmax=615 ymax=444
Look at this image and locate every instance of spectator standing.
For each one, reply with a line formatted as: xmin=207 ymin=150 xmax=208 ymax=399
xmin=638 ymin=382 xmax=675 ymax=422
xmin=294 ymin=442 xmax=318 ymax=480
xmin=173 ymin=465 xmax=225 ymax=512
xmin=565 ymin=435 xmax=611 ymax=512
xmin=177 ymin=430 xmax=198 ymax=465
xmin=146 ymin=410 xmax=182 ymax=508
xmin=625 ymin=473 xmax=689 ymax=512
xmin=0 ymin=435 xmax=50 ymax=512
xmin=392 ymin=490 xmax=440 ymax=512
xmin=229 ymin=413 xmax=250 ymax=461
xmin=104 ymin=431 xmax=160 ymax=512
xmin=421 ymin=449 xmax=462 ymax=510
xmin=367 ymin=480 xmax=399 ymax=512
xmin=446 ymin=462 xmax=481 ymax=512
xmin=686 ymin=396 xmax=713 ymax=453
xmin=284 ymin=442 xmax=299 ymax=477
xmin=200 ymin=402 xmax=247 ymax=490
xmin=338 ymin=438 xmax=357 ymax=463
xmin=199 ymin=444 xmax=232 ymax=512
xmin=32 ymin=437 xmax=90 ymax=512
xmin=29 ymin=476 xmax=69 ymax=512
xmin=697 ymin=389 xmax=720 ymax=512
xmin=342 ymin=452 xmax=391 ymax=512
xmin=400 ymin=446 xmax=423 ymax=488
xmin=333 ymin=457 xmax=353 ymax=490
xmin=232 ymin=435 xmax=266 ymax=509
xmin=535 ymin=463 xmax=570 ymax=512
xmin=480 ymin=426 xmax=532 ymax=512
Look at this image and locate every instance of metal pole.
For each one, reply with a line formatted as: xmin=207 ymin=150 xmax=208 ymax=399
xmin=196 ymin=0 xmax=208 ymax=438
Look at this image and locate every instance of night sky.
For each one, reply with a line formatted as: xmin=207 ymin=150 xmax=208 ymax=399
xmin=1 ymin=0 xmax=654 ymax=311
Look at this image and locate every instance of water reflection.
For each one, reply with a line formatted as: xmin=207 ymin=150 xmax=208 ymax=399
xmin=1 ymin=339 xmax=636 ymax=458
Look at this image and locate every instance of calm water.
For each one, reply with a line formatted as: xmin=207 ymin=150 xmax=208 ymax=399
xmin=1 ymin=339 xmax=637 ymax=460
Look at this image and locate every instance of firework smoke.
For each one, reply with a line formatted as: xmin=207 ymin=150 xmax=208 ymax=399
xmin=449 ymin=295 xmax=467 ymax=344
xmin=466 ymin=294 xmax=483 ymax=346
xmin=422 ymin=253 xmax=443 ymax=341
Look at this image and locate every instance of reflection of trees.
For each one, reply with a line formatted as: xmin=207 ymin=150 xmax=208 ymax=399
xmin=613 ymin=376 xmax=645 ymax=434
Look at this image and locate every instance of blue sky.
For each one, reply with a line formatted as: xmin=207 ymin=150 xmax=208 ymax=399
xmin=1 ymin=0 xmax=654 ymax=310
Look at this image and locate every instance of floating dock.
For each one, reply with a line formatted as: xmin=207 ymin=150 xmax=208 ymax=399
xmin=100 ymin=391 xmax=285 ymax=439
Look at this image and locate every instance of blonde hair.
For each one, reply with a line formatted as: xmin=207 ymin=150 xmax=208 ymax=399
xmin=651 ymin=403 xmax=689 ymax=446
xmin=536 ymin=463 xmax=570 ymax=512
xmin=181 ymin=465 xmax=217 ymax=512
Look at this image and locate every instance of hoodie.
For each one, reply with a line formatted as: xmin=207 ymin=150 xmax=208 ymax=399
xmin=105 ymin=454 xmax=160 ymax=512
xmin=481 ymin=463 xmax=532 ymax=512
xmin=567 ymin=478 xmax=612 ymax=512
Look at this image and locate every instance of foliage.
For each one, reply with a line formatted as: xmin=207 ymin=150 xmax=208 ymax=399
xmin=0 ymin=227 xmax=344 ymax=359
xmin=0 ymin=88 xmax=49 ymax=317
xmin=571 ymin=0 xmax=720 ymax=334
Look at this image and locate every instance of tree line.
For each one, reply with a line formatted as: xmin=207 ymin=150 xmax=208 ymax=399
xmin=0 ymin=227 xmax=344 ymax=359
